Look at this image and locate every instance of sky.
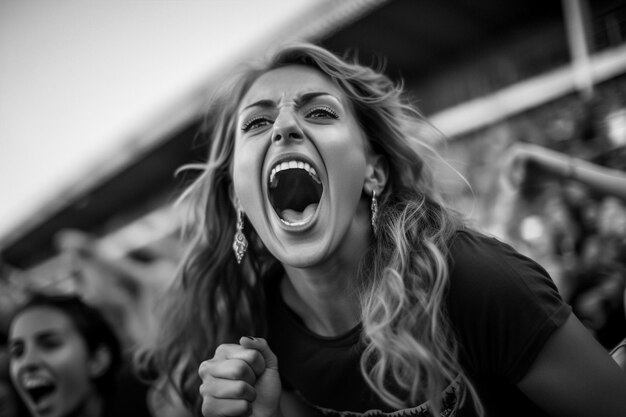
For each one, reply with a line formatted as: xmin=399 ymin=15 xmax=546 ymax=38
xmin=0 ymin=0 xmax=318 ymax=241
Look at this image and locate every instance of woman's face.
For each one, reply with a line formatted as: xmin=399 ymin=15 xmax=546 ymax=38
xmin=8 ymin=306 xmax=99 ymax=417
xmin=233 ymin=64 xmax=375 ymax=267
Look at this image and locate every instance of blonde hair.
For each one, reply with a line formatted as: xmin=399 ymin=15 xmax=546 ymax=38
xmin=149 ymin=43 xmax=482 ymax=416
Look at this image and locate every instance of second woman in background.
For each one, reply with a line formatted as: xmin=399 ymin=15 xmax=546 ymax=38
xmin=8 ymin=293 xmax=152 ymax=417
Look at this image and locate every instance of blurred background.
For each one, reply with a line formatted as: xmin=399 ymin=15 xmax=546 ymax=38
xmin=1 ymin=0 xmax=626 ymax=395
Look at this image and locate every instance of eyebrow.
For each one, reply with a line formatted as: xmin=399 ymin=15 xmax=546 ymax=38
xmin=241 ymin=92 xmax=339 ymax=112
xmin=9 ymin=329 xmax=64 ymax=344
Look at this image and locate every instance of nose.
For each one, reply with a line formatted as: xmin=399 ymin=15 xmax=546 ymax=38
xmin=271 ymin=109 xmax=303 ymax=144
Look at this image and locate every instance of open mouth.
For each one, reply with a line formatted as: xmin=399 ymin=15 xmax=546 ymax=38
xmin=22 ymin=375 xmax=57 ymax=409
xmin=268 ymin=159 xmax=323 ymax=226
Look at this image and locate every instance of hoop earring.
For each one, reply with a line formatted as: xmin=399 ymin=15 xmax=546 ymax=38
xmin=371 ymin=190 xmax=378 ymax=238
xmin=232 ymin=209 xmax=248 ymax=264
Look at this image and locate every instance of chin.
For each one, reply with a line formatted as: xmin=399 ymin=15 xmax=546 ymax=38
xmin=269 ymin=240 xmax=332 ymax=269
xmin=280 ymin=255 xmax=321 ymax=269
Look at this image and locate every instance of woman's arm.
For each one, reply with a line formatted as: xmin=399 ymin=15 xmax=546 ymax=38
xmin=518 ymin=313 xmax=626 ymax=416
xmin=503 ymin=142 xmax=626 ymax=201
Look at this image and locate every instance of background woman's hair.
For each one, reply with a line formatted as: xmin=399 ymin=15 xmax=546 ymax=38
xmin=150 ymin=42 xmax=481 ymax=415
xmin=12 ymin=292 xmax=123 ymax=398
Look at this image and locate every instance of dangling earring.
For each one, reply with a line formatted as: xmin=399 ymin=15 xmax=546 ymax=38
xmin=370 ymin=190 xmax=378 ymax=238
xmin=232 ymin=208 xmax=248 ymax=264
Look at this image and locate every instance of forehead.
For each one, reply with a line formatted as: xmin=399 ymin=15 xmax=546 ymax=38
xmin=10 ymin=306 xmax=75 ymax=338
xmin=240 ymin=65 xmax=345 ymax=108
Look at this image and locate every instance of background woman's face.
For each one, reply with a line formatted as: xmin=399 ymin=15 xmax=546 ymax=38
xmin=8 ymin=306 xmax=97 ymax=417
xmin=232 ymin=65 xmax=373 ymax=267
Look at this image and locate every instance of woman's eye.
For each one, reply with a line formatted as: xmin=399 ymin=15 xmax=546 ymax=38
xmin=9 ymin=344 xmax=23 ymax=359
xmin=241 ymin=116 xmax=273 ymax=132
xmin=40 ymin=336 xmax=62 ymax=350
xmin=306 ymin=106 xmax=338 ymax=119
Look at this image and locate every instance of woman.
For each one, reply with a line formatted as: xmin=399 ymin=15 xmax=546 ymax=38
xmin=7 ymin=293 xmax=151 ymax=417
xmin=151 ymin=43 xmax=626 ymax=416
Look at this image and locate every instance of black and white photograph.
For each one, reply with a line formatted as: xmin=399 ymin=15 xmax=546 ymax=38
xmin=1 ymin=1 xmax=626 ymax=416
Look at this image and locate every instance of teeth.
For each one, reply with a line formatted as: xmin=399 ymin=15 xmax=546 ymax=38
xmin=269 ymin=159 xmax=321 ymax=186
xmin=23 ymin=375 xmax=50 ymax=388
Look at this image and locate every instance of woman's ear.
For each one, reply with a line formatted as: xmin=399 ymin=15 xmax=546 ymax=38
xmin=89 ymin=346 xmax=112 ymax=378
xmin=363 ymin=153 xmax=389 ymax=196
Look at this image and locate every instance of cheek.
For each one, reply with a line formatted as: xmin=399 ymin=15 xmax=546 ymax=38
xmin=323 ymin=133 xmax=368 ymax=188
xmin=9 ymin=363 xmax=20 ymax=388
xmin=232 ymin=140 xmax=250 ymax=185
xmin=233 ymin=144 xmax=263 ymax=215
xmin=232 ymin=161 xmax=254 ymax=197
xmin=56 ymin=354 xmax=95 ymax=409
xmin=54 ymin=344 xmax=93 ymax=383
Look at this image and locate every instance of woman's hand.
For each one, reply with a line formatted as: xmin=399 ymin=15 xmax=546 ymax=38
xmin=501 ymin=143 xmax=531 ymax=188
xmin=199 ymin=337 xmax=282 ymax=417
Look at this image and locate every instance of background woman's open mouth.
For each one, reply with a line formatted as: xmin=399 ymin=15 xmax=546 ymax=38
xmin=268 ymin=160 xmax=323 ymax=226
xmin=22 ymin=376 xmax=57 ymax=411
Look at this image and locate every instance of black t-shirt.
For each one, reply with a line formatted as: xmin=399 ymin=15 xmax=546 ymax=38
xmin=266 ymin=230 xmax=572 ymax=416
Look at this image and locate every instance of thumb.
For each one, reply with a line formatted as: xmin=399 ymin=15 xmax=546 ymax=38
xmin=239 ymin=336 xmax=278 ymax=370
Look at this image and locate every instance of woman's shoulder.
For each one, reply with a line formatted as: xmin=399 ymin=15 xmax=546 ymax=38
xmin=445 ymin=228 xmax=567 ymax=315
xmin=448 ymin=229 xmax=551 ymax=282
xmin=445 ymin=229 xmax=571 ymax=381
xmin=448 ymin=228 xmax=516 ymax=256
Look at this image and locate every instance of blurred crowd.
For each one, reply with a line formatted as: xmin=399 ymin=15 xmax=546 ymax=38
xmin=452 ymin=85 xmax=626 ymax=351
xmin=513 ymin=176 xmax=626 ymax=349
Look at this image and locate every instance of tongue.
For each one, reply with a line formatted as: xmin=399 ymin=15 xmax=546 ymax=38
xmin=36 ymin=392 xmax=55 ymax=410
xmin=281 ymin=203 xmax=318 ymax=224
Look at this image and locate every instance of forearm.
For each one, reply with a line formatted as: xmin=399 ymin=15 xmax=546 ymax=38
xmin=566 ymin=158 xmax=626 ymax=201
xmin=521 ymin=144 xmax=626 ymax=201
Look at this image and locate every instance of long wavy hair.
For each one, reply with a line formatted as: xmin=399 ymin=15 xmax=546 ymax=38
xmin=149 ymin=43 xmax=482 ymax=416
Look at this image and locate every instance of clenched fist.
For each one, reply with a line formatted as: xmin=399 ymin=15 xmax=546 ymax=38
xmin=199 ymin=337 xmax=281 ymax=417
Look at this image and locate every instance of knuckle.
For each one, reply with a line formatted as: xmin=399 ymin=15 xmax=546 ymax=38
xmin=232 ymin=380 xmax=248 ymax=397
xmin=198 ymin=359 xmax=217 ymax=378
xmin=248 ymin=348 xmax=263 ymax=361
xmin=200 ymin=394 xmax=217 ymax=415
xmin=227 ymin=361 xmax=249 ymax=380
xmin=199 ymin=380 xmax=216 ymax=397
xmin=214 ymin=344 xmax=228 ymax=355
xmin=214 ymin=343 xmax=237 ymax=357
xmin=198 ymin=360 xmax=210 ymax=375
xmin=232 ymin=399 xmax=251 ymax=415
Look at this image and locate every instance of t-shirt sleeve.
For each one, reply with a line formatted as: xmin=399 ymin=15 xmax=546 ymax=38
xmin=447 ymin=231 xmax=572 ymax=383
